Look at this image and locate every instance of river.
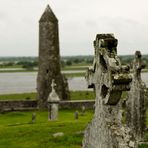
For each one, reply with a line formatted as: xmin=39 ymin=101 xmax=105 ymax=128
xmin=0 ymin=72 xmax=147 ymax=94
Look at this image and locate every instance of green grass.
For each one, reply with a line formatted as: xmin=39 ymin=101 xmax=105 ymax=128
xmin=0 ymin=64 xmax=89 ymax=73
xmin=70 ymin=91 xmax=95 ymax=100
xmin=0 ymin=109 xmax=93 ymax=148
xmin=63 ymin=72 xmax=85 ymax=77
xmin=1 ymin=89 xmax=147 ymax=102
xmin=62 ymin=66 xmax=87 ymax=71
xmin=0 ymin=70 xmax=85 ymax=78
xmin=0 ymin=92 xmax=37 ymax=101
xmin=0 ymin=99 xmax=148 ymax=147
xmin=0 ymin=91 xmax=95 ymax=101
xmin=0 ymin=69 xmax=37 ymax=73
xmin=0 ymin=65 xmax=22 ymax=68
xmin=0 ymin=110 xmax=147 ymax=148
xmin=139 ymin=144 xmax=148 ymax=148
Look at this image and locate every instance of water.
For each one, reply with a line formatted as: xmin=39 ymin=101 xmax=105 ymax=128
xmin=0 ymin=72 xmax=147 ymax=94
xmin=0 ymin=68 xmax=85 ymax=73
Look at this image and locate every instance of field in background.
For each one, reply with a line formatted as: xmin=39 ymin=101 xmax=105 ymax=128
xmin=0 ymin=55 xmax=148 ymax=73
xmin=0 ymin=91 xmax=95 ymax=101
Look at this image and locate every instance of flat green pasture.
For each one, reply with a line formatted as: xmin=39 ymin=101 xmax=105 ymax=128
xmin=0 ymin=92 xmax=37 ymax=101
xmin=0 ymin=109 xmax=93 ymax=148
xmin=63 ymin=72 xmax=85 ymax=77
xmin=0 ymin=91 xmax=95 ymax=101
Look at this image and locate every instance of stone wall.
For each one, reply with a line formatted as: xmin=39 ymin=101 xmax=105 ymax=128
xmin=59 ymin=100 xmax=94 ymax=109
xmin=0 ymin=100 xmax=37 ymax=112
xmin=0 ymin=100 xmax=94 ymax=112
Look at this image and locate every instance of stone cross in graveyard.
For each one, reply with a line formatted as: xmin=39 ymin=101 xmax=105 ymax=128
xmin=83 ymin=34 xmax=138 ymax=148
xmin=47 ymin=79 xmax=60 ymax=120
xmin=126 ymin=51 xmax=147 ymax=141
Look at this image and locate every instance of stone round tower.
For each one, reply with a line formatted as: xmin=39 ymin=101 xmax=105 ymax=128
xmin=37 ymin=5 xmax=69 ymax=109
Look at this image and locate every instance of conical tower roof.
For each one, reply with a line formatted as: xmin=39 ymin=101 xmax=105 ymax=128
xmin=39 ymin=5 xmax=58 ymax=23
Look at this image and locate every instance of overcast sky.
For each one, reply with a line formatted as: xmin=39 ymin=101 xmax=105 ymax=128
xmin=0 ymin=0 xmax=148 ymax=56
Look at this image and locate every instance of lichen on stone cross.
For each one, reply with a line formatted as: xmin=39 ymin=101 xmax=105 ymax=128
xmin=86 ymin=34 xmax=132 ymax=105
xmin=83 ymin=34 xmax=137 ymax=148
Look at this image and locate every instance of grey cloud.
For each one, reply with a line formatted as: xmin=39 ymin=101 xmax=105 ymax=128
xmin=0 ymin=0 xmax=148 ymax=56
xmin=0 ymin=12 xmax=7 ymax=19
xmin=0 ymin=12 xmax=8 ymax=24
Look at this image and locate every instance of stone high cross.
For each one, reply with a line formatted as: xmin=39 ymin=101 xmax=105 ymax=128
xmin=126 ymin=51 xmax=146 ymax=141
xmin=83 ymin=34 xmax=137 ymax=148
xmin=133 ymin=51 xmax=145 ymax=80
xmin=51 ymin=79 xmax=56 ymax=91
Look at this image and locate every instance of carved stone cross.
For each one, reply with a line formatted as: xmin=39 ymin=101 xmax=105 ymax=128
xmin=51 ymin=79 xmax=56 ymax=91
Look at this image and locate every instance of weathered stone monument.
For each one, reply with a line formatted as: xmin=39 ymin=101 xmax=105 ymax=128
xmin=83 ymin=34 xmax=137 ymax=148
xmin=37 ymin=5 xmax=69 ymax=108
xmin=47 ymin=79 xmax=60 ymax=120
xmin=126 ymin=51 xmax=146 ymax=141
xmin=74 ymin=110 xmax=79 ymax=120
xmin=32 ymin=112 xmax=36 ymax=123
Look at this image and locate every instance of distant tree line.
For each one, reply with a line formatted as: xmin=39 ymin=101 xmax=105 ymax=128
xmin=17 ymin=61 xmax=38 ymax=70
xmin=61 ymin=56 xmax=93 ymax=67
xmin=119 ymin=55 xmax=148 ymax=68
xmin=0 ymin=55 xmax=148 ymax=69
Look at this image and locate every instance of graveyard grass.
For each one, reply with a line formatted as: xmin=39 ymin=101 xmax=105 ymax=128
xmin=0 ymin=109 xmax=148 ymax=148
xmin=0 ymin=109 xmax=93 ymax=148
xmin=0 ymin=90 xmax=148 ymax=148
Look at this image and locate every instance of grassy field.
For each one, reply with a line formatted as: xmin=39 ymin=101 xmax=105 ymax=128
xmin=0 ymin=65 xmax=87 ymax=72
xmin=0 ymin=91 xmax=95 ymax=101
xmin=0 ymin=92 xmax=37 ymax=101
xmin=0 ymin=109 xmax=148 ymax=148
xmin=63 ymin=72 xmax=85 ymax=77
xmin=0 ymin=90 xmax=147 ymax=148
xmin=0 ymin=109 xmax=93 ymax=148
xmin=0 ymin=90 xmax=146 ymax=102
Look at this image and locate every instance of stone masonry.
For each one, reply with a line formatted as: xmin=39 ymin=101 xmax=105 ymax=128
xmin=126 ymin=51 xmax=147 ymax=141
xmin=37 ymin=5 xmax=69 ymax=108
xmin=83 ymin=34 xmax=137 ymax=148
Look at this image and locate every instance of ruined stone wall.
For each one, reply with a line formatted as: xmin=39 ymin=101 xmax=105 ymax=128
xmin=83 ymin=34 xmax=137 ymax=148
xmin=0 ymin=100 xmax=94 ymax=112
xmin=37 ymin=5 xmax=69 ymax=108
xmin=0 ymin=100 xmax=37 ymax=112
xmin=126 ymin=51 xmax=146 ymax=141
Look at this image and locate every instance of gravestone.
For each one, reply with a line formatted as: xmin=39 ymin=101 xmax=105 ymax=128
xmin=83 ymin=34 xmax=137 ymax=148
xmin=47 ymin=79 xmax=60 ymax=120
xmin=126 ymin=51 xmax=146 ymax=141
xmin=81 ymin=105 xmax=86 ymax=116
xmin=74 ymin=110 xmax=79 ymax=120
xmin=32 ymin=112 xmax=36 ymax=123
xmin=37 ymin=4 xmax=69 ymax=109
